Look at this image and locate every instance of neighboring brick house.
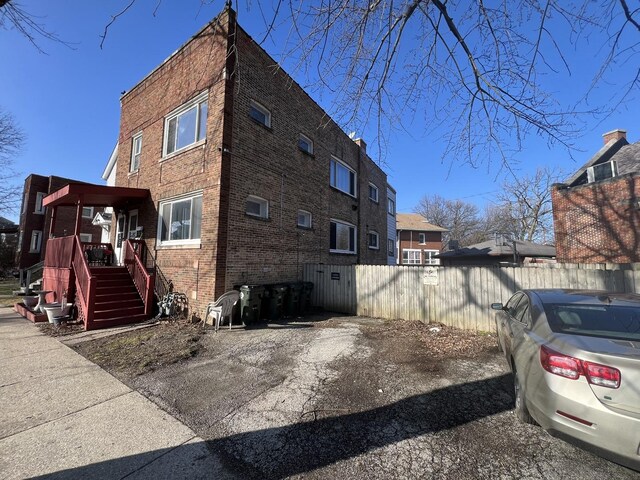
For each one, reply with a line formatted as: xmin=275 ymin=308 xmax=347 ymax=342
xmin=396 ymin=213 xmax=447 ymax=265
xmin=105 ymin=6 xmax=389 ymax=317
xmin=552 ymin=129 xmax=640 ymax=263
xmin=15 ymin=174 xmax=101 ymax=269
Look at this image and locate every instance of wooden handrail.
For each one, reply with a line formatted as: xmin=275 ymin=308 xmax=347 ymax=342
xmin=72 ymin=235 xmax=95 ymax=329
xmin=124 ymin=240 xmax=154 ymax=317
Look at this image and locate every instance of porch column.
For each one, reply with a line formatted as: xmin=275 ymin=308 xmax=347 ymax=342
xmin=49 ymin=206 xmax=57 ymax=238
xmin=74 ymin=196 xmax=84 ymax=236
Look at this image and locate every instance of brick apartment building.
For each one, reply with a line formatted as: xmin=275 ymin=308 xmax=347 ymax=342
xmin=16 ymin=174 xmax=101 ymax=270
xmin=552 ymin=129 xmax=640 ymax=263
xmin=105 ymin=6 xmax=390 ymax=317
xmin=395 ymin=213 xmax=447 ymax=265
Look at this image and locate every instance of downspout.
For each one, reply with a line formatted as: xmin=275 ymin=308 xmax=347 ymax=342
xmin=356 ymin=145 xmax=362 ymax=264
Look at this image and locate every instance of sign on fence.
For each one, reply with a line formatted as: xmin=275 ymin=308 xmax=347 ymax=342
xmin=423 ymin=267 xmax=438 ymax=285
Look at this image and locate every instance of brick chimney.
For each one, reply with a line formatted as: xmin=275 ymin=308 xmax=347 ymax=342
xmin=602 ymin=129 xmax=627 ymax=145
xmin=354 ymin=138 xmax=367 ymax=153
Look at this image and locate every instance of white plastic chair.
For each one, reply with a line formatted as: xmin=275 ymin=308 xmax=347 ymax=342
xmin=204 ymin=290 xmax=240 ymax=331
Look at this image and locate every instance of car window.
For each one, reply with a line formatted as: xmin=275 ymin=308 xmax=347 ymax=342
xmin=514 ymin=301 xmax=531 ymax=326
xmin=505 ymin=293 xmax=524 ymax=315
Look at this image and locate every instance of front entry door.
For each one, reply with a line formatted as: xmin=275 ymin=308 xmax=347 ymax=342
xmin=115 ymin=213 xmax=127 ymax=265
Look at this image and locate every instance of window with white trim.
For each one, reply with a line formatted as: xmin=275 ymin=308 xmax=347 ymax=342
xmin=163 ymin=92 xmax=208 ymax=156
xmin=330 ymin=219 xmax=356 ymax=254
xmin=34 ymin=192 xmax=45 ymax=214
xmin=387 ymin=198 xmax=395 ymax=215
xmin=330 ymin=157 xmax=356 ymax=197
xmin=82 ymin=207 xmax=94 ymax=219
xmin=130 ymin=133 xmax=142 ymax=172
xmin=587 ymin=161 xmax=617 ymax=183
xmin=249 ymin=100 xmax=271 ymax=128
xmin=368 ymin=231 xmax=379 ymax=249
xmin=424 ymin=249 xmax=440 ymax=265
xmin=402 ymin=249 xmax=421 ymax=264
xmin=298 ymin=134 xmax=313 ymax=154
xmin=418 ymin=232 xmax=426 ymax=244
xmin=368 ymin=183 xmax=379 ymax=202
xmin=30 ymin=230 xmax=42 ymax=253
xmin=79 ymin=233 xmax=93 ymax=243
xmin=246 ymin=195 xmax=269 ymax=219
xmin=388 ymin=239 xmax=395 ymax=256
xmin=297 ymin=210 xmax=312 ymax=228
xmin=158 ymin=192 xmax=203 ymax=246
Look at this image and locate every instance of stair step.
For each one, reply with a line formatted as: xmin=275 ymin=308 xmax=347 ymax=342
xmin=90 ymin=267 xmax=128 ymax=273
xmin=92 ymin=273 xmax=131 ymax=280
xmin=97 ymin=279 xmax=134 ymax=287
xmin=94 ymin=306 xmax=145 ymax=320
xmin=88 ymin=314 xmax=150 ymax=329
xmin=95 ymin=292 xmax=140 ymax=302
xmin=96 ymin=284 xmax=137 ymax=293
xmin=94 ymin=298 xmax=143 ymax=309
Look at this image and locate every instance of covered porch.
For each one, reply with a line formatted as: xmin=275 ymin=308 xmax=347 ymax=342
xmin=22 ymin=183 xmax=154 ymax=330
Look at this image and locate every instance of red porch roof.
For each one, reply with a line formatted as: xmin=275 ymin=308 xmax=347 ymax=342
xmin=43 ymin=183 xmax=149 ymax=209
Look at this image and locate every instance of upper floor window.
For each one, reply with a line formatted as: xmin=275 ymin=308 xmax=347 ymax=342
xmin=249 ymin=100 xmax=271 ymax=128
xmin=79 ymin=233 xmax=93 ymax=243
xmin=587 ymin=161 xmax=617 ymax=183
xmin=418 ymin=233 xmax=426 ymax=244
xmin=298 ymin=134 xmax=313 ymax=154
xmin=297 ymin=210 xmax=312 ymax=228
xmin=82 ymin=207 xmax=94 ymax=219
xmin=130 ymin=133 xmax=142 ymax=172
xmin=158 ymin=192 xmax=203 ymax=246
xmin=330 ymin=219 xmax=356 ymax=254
xmin=387 ymin=198 xmax=396 ymax=216
xmin=246 ymin=195 xmax=269 ymax=219
xmin=330 ymin=157 xmax=356 ymax=197
xmin=34 ymin=192 xmax=45 ymax=215
xmin=387 ymin=239 xmax=395 ymax=256
xmin=368 ymin=230 xmax=379 ymax=250
xmin=30 ymin=230 xmax=42 ymax=253
xmin=368 ymin=183 xmax=379 ymax=203
xmin=164 ymin=92 xmax=208 ymax=156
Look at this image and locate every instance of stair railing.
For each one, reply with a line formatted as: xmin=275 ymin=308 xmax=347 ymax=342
xmin=128 ymin=239 xmax=172 ymax=303
xmin=72 ymin=235 xmax=95 ymax=329
xmin=123 ymin=239 xmax=154 ymax=317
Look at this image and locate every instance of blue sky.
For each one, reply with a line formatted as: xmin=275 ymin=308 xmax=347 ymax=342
xmin=1 ymin=1 xmax=638 ymax=223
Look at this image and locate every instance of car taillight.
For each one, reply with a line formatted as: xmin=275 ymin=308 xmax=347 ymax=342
xmin=540 ymin=345 xmax=620 ymax=389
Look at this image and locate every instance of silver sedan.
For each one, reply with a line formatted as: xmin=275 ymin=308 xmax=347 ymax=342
xmin=492 ymin=289 xmax=640 ymax=471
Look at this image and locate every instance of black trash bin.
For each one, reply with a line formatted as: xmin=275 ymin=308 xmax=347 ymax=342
xmin=299 ymin=281 xmax=314 ymax=314
xmin=263 ymin=283 xmax=288 ymax=321
xmin=284 ymin=282 xmax=303 ymax=317
xmin=238 ymin=284 xmax=265 ymax=326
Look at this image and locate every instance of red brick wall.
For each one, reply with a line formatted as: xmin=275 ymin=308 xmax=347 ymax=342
xmin=552 ymin=175 xmax=640 ymax=263
xmin=114 ymin=9 xmax=389 ymax=318
xmin=398 ymin=230 xmax=442 ymax=264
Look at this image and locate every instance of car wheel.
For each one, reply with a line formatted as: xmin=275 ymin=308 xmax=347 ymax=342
xmin=513 ymin=367 xmax=535 ymax=425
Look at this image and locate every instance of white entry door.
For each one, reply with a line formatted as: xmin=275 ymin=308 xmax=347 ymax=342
xmin=115 ymin=213 xmax=127 ymax=265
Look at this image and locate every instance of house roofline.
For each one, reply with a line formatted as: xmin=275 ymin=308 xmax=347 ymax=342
xmin=102 ymin=144 xmax=118 ymax=181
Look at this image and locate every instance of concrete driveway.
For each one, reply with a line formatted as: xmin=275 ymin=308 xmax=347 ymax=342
xmin=112 ymin=316 xmax=639 ymax=479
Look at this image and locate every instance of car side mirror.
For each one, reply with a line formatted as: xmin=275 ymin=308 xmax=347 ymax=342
xmin=490 ymin=303 xmax=504 ymax=311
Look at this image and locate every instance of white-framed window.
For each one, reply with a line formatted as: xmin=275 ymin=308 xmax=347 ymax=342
xmin=418 ymin=232 xmax=426 ymax=244
xmin=297 ymin=210 xmax=312 ymax=228
xmin=402 ymin=249 xmax=421 ymax=265
xmin=163 ymin=92 xmax=208 ymax=156
xmin=587 ymin=161 xmax=617 ymax=183
xmin=424 ymin=249 xmax=440 ymax=265
xmin=249 ymin=100 xmax=271 ymax=128
xmin=79 ymin=233 xmax=93 ymax=243
xmin=82 ymin=207 xmax=94 ymax=219
xmin=130 ymin=133 xmax=142 ymax=172
xmin=387 ymin=198 xmax=396 ymax=216
xmin=387 ymin=239 xmax=394 ymax=256
xmin=246 ymin=195 xmax=269 ymax=219
xmin=368 ymin=230 xmax=379 ymax=250
xmin=368 ymin=183 xmax=379 ymax=203
xmin=29 ymin=230 xmax=42 ymax=253
xmin=330 ymin=219 xmax=356 ymax=254
xmin=298 ymin=133 xmax=313 ymax=154
xmin=157 ymin=192 xmax=203 ymax=246
xmin=34 ymin=192 xmax=45 ymax=214
xmin=330 ymin=157 xmax=357 ymax=197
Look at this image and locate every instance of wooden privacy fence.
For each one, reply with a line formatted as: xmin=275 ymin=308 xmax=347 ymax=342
xmin=303 ymin=263 xmax=640 ymax=332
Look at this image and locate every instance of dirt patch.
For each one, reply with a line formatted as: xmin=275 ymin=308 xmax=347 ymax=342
xmin=38 ymin=321 xmax=85 ymax=337
xmin=72 ymin=321 xmax=205 ymax=379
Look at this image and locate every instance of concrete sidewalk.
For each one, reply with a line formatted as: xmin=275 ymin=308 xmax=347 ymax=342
xmin=0 ymin=308 xmax=231 ymax=479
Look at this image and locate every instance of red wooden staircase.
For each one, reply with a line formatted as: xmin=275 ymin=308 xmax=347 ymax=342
xmin=91 ymin=267 xmax=148 ymax=328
